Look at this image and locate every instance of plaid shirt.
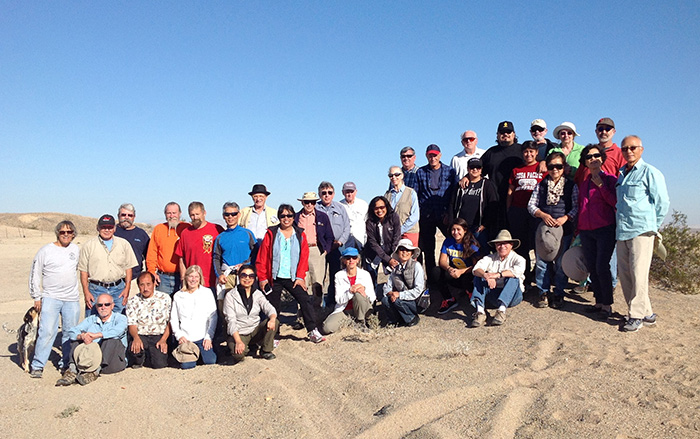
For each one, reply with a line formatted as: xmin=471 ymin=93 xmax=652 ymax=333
xmin=403 ymin=166 xmax=419 ymax=190
xmin=415 ymin=163 xmax=458 ymax=217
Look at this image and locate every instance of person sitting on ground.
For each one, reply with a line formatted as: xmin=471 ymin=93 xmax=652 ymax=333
xmin=125 ymin=272 xmax=171 ymax=369
xmin=528 ymin=152 xmax=579 ymax=309
xmin=323 ymin=247 xmax=376 ymax=334
xmin=223 ymin=264 xmax=279 ymax=362
xmin=469 ymin=230 xmax=526 ymax=328
xmin=382 ymin=239 xmax=425 ymax=327
xmin=56 ymin=293 xmax=128 ymax=386
xmin=437 ymin=218 xmax=480 ymax=315
xmin=170 ymin=265 xmax=218 ymax=369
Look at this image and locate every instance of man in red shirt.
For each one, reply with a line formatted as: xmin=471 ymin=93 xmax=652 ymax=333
xmin=574 ymin=117 xmax=624 ymax=184
xmin=175 ymin=202 xmax=224 ymax=289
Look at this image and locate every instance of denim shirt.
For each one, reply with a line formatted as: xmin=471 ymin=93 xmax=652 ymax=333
xmin=615 ymin=158 xmax=670 ymax=241
xmin=68 ymin=313 xmax=128 ymax=347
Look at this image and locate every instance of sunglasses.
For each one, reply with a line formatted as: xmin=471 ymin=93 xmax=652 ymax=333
xmin=547 ymin=163 xmax=565 ymax=170
xmin=320 ymin=191 xmax=333 ymax=196
xmin=119 ymin=213 xmax=135 ymax=218
xmin=597 ymin=126 xmax=613 ymax=133
xmin=223 ymin=212 xmax=239 ymax=217
xmin=302 ymin=200 xmax=316 ymax=205
xmin=498 ymin=130 xmax=514 ymax=135
xmin=585 ymin=153 xmax=602 ymax=160
xmin=621 ymin=146 xmax=640 ymax=152
xmin=559 ymin=131 xmax=573 ymax=136
xmin=388 ymin=172 xmax=402 ymax=178
xmin=397 ymin=247 xmax=411 ymax=252
xmin=239 ymin=272 xmax=255 ymax=279
xmin=100 ymin=226 xmax=115 ymax=230
xmin=279 ymin=213 xmax=294 ymax=219
xmin=468 ymin=165 xmax=482 ymax=170
xmin=58 ymin=230 xmax=75 ymax=235
xmin=400 ymin=154 xmax=414 ymax=159
xmin=374 ymin=205 xmax=387 ymax=210
xmin=462 ymin=137 xmax=476 ymax=142
xmin=96 ymin=302 xmax=113 ymax=308
xmin=530 ymin=127 xmax=545 ymax=133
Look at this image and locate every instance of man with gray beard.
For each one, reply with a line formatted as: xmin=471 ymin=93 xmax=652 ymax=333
xmin=146 ymin=202 xmax=190 ymax=295
xmin=115 ymin=203 xmax=150 ymax=296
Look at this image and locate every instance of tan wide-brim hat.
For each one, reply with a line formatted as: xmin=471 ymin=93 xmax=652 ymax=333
xmin=297 ymin=192 xmax=320 ymax=202
xmin=73 ymin=342 xmax=102 ymax=373
xmin=172 ymin=341 xmax=200 ymax=363
xmin=391 ymin=238 xmax=421 ymax=260
xmin=488 ymin=230 xmax=521 ymax=250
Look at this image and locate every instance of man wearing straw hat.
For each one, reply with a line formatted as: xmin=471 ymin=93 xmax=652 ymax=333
xmin=469 ymin=230 xmax=526 ymax=328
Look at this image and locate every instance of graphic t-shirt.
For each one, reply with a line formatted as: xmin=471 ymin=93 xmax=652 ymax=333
xmin=175 ymin=222 xmax=224 ymax=287
xmin=440 ymin=237 xmax=479 ymax=269
xmin=509 ymin=163 xmax=546 ymax=208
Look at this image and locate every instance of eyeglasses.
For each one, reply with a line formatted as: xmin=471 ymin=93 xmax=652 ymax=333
xmin=388 ymin=172 xmax=402 ymax=178
xmin=302 ymin=200 xmax=316 ymax=205
xmin=279 ymin=213 xmax=294 ymax=219
xmin=58 ymin=230 xmax=75 ymax=235
xmin=374 ymin=205 xmax=387 ymax=210
xmin=119 ymin=213 xmax=135 ymax=218
xmin=547 ymin=163 xmax=565 ymax=170
xmin=530 ymin=127 xmax=545 ymax=133
xmin=462 ymin=137 xmax=476 ymax=142
xmin=597 ymin=126 xmax=613 ymax=133
xmin=400 ymin=154 xmax=414 ymax=159
xmin=585 ymin=153 xmax=602 ymax=160
xmin=559 ymin=131 xmax=573 ymax=137
xmin=239 ymin=272 xmax=255 ymax=279
xmin=320 ymin=191 xmax=333 ymax=196
xmin=495 ymin=242 xmax=510 ymax=247
xmin=621 ymin=145 xmax=640 ymax=152
xmin=223 ymin=212 xmax=239 ymax=217
xmin=96 ymin=302 xmax=113 ymax=308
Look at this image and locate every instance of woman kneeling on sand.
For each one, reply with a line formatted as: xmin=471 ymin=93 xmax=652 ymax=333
xmin=223 ymin=264 xmax=278 ymax=362
xmin=322 ymin=247 xmax=375 ymax=334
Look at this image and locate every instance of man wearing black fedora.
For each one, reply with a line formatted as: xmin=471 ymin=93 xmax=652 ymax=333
xmin=239 ymin=184 xmax=280 ymax=243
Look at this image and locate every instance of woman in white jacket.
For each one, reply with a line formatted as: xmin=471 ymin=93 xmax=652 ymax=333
xmin=322 ymin=247 xmax=375 ymax=334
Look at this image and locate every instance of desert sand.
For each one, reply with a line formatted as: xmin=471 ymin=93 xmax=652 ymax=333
xmin=1 ymin=218 xmax=699 ymax=439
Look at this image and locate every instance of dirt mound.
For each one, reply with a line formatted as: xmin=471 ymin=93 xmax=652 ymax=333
xmin=0 ymin=213 xmax=152 ymax=235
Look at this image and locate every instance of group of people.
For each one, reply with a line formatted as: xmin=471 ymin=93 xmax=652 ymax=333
xmin=26 ymin=117 xmax=670 ymax=386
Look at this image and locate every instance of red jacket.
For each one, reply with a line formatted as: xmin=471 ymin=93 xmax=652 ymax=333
xmin=256 ymin=225 xmax=309 ymax=284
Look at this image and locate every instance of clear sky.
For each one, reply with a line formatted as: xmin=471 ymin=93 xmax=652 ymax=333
xmin=2 ymin=1 xmax=699 ymax=227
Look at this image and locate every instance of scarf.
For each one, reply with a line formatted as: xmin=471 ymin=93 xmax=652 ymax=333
xmin=546 ymin=176 xmax=565 ymax=206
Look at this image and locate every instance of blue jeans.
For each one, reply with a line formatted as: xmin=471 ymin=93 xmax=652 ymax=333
xmin=471 ymin=277 xmax=523 ymax=309
xmin=381 ymin=296 xmax=418 ymax=324
xmin=31 ymin=297 xmax=80 ymax=371
xmin=180 ymin=339 xmax=217 ymax=369
xmin=535 ymin=234 xmax=572 ymax=298
xmin=87 ymin=280 xmax=126 ymax=315
xmin=156 ymin=272 xmax=180 ymax=295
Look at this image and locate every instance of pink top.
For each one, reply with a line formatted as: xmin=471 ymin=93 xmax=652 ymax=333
xmin=577 ymin=171 xmax=617 ymax=231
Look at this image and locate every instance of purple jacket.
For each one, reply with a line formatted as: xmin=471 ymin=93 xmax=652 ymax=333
xmin=295 ymin=209 xmax=334 ymax=254
xmin=578 ymin=171 xmax=617 ymax=231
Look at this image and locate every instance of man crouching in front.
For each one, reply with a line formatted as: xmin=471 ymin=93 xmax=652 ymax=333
xmin=56 ymin=293 xmax=127 ymax=386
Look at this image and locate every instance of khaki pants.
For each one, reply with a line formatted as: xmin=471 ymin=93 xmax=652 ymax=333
xmin=322 ymin=294 xmax=372 ymax=334
xmin=617 ymin=233 xmax=655 ymax=319
xmin=306 ymin=246 xmax=326 ymax=298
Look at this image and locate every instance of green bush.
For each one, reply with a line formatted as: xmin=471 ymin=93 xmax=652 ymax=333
xmin=650 ymin=211 xmax=700 ymax=294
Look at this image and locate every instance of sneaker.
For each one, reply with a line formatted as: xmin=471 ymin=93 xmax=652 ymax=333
xmin=573 ymin=284 xmax=588 ymax=294
xmin=29 ymin=368 xmax=43 ymax=379
xmin=308 ymin=329 xmax=326 ymax=344
xmin=536 ymin=294 xmax=548 ymax=308
xmin=469 ymin=312 xmax=486 ymax=328
xmin=643 ymin=313 xmax=657 ymax=326
xmin=437 ymin=298 xmax=459 ymax=314
xmin=76 ymin=371 xmax=99 ymax=386
xmin=261 ymin=352 xmax=276 ymax=360
xmin=405 ymin=315 xmax=420 ymax=327
xmin=291 ymin=321 xmax=305 ymax=331
xmin=549 ymin=295 xmax=564 ymax=309
xmin=622 ymin=318 xmax=643 ymax=332
xmin=55 ymin=370 xmax=77 ymax=387
xmin=273 ymin=339 xmax=281 ymax=349
xmin=491 ymin=310 xmax=506 ymax=326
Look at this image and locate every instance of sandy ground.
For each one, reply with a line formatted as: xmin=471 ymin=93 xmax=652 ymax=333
xmin=1 ymin=223 xmax=699 ymax=439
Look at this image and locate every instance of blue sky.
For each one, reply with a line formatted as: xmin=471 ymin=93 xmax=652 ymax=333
xmin=2 ymin=1 xmax=699 ymax=227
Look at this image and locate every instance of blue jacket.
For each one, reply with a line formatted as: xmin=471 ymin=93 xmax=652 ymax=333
xmin=616 ymin=158 xmax=670 ymax=241
xmin=295 ymin=209 xmax=334 ymax=254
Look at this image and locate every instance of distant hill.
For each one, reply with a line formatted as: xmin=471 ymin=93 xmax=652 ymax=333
xmin=0 ymin=213 xmax=153 ymax=235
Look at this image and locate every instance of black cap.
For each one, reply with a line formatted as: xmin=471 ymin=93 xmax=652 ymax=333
xmin=98 ymin=214 xmax=116 ymax=227
xmin=498 ymin=121 xmax=515 ymax=133
xmin=426 ymin=144 xmax=441 ymax=155
xmin=467 ymin=158 xmax=483 ymax=168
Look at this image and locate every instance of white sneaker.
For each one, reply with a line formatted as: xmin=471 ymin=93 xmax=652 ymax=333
xmin=308 ymin=328 xmax=326 ymax=344
xmin=273 ymin=339 xmax=280 ymax=349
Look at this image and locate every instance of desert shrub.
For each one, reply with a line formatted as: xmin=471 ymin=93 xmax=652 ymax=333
xmin=650 ymin=211 xmax=700 ymax=294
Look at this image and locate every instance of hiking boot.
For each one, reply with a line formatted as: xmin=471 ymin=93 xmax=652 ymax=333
xmin=549 ymin=295 xmax=564 ymax=309
xmin=261 ymin=352 xmax=276 ymax=360
xmin=622 ymin=318 xmax=643 ymax=332
xmin=29 ymin=368 xmax=43 ymax=379
xmin=308 ymin=329 xmax=326 ymax=344
xmin=76 ymin=371 xmax=99 ymax=386
xmin=643 ymin=313 xmax=658 ymax=326
xmin=291 ymin=321 xmax=305 ymax=331
xmin=437 ymin=298 xmax=459 ymax=314
xmin=55 ymin=370 xmax=77 ymax=387
xmin=405 ymin=315 xmax=420 ymax=327
xmin=491 ymin=310 xmax=507 ymax=326
xmin=469 ymin=312 xmax=486 ymax=328
xmin=536 ymin=294 xmax=548 ymax=308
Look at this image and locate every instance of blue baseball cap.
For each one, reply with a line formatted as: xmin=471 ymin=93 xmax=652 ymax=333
xmin=341 ymin=247 xmax=359 ymax=258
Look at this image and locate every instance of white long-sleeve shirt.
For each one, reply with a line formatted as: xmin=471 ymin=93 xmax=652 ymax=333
xmin=170 ymin=286 xmax=218 ymax=342
xmin=29 ymin=242 xmax=80 ymax=301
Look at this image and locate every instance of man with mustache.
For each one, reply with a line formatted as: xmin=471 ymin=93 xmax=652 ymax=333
xmin=114 ymin=203 xmax=150 ymax=296
xmin=146 ymin=202 xmax=190 ymax=295
xmin=175 ymin=202 xmax=224 ymax=290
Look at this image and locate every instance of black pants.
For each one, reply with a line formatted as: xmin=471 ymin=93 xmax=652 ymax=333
xmin=127 ymin=334 xmax=168 ymax=369
xmin=419 ymin=215 xmax=451 ymax=283
xmin=325 ymin=247 xmax=342 ymax=308
xmin=267 ymin=278 xmax=319 ymax=332
xmin=441 ymin=272 xmax=474 ymax=301
xmin=69 ymin=338 xmax=126 ymax=374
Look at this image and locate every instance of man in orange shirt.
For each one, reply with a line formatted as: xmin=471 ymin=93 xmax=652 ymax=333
xmin=146 ymin=202 xmax=189 ymax=295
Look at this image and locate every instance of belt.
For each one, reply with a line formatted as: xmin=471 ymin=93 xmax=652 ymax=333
xmin=157 ymin=270 xmax=177 ymax=276
xmin=89 ymin=279 xmax=125 ymax=288
xmin=308 ymin=243 xmax=317 ymax=247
